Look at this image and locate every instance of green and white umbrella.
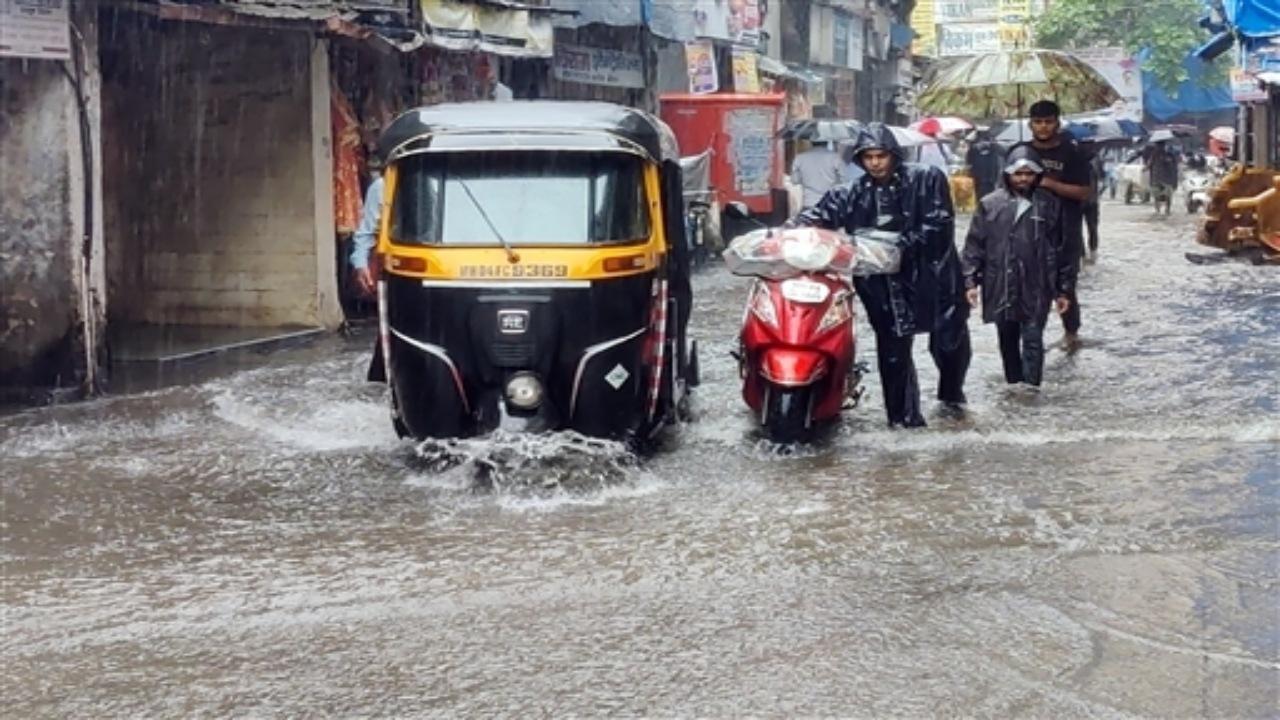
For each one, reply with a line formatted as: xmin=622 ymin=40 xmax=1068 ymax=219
xmin=916 ymin=49 xmax=1121 ymax=121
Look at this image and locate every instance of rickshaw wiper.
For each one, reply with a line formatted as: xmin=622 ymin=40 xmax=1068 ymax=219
xmin=457 ymin=178 xmax=520 ymax=264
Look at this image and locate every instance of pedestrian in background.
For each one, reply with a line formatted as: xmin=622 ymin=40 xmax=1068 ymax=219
xmin=791 ymin=140 xmax=846 ymax=208
xmin=963 ymin=146 xmax=1075 ymax=387
xmin=1144 ymin=136 xmax=1180 ymax=216
xmin=965 ymin=128 xmax=1004 ymax=200
xmin=1082 ymin=147 xmax=1104 ymax=259
xmin=1015 ymin=100 xmax=1091 ymax=347
xmin=350 ymin=154 xmax=384 ymax=298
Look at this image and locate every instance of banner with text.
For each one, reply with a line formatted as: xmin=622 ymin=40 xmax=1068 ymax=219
xmin=938 ymin=22 xmax=1001 ymax=57
xmin=553 ymin=44 xmax=644 ymax=88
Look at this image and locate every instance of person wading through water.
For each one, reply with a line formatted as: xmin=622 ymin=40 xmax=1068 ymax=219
xmin=791 ymin=123 xmax=971 ymax=428
xmin=963 ymin=145 xmax=1076 ymax=388
xmin=1015 ymin=100 xmax=1091 ymax=348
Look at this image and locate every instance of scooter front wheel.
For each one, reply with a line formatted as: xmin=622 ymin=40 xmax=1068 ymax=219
xmin=763 ymin=383 xmax=814 ymax=443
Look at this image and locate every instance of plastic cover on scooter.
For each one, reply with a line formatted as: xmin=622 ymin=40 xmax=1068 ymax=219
xmin=723 ymin=227 xmax=901 ymax=279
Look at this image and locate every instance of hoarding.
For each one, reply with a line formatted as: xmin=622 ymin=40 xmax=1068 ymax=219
xmin=0 ymin=0 xmax=71 ymax=60
xmin=937 ymin=23 xmax=1001 ymax=57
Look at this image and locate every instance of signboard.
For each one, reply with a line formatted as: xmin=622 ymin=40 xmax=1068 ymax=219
xmin=1072 ymin=47 xmax=1144 ymax=121
xmin=910 ymin=0 xmax=937 ymax=57
xmin=730 ymin=47 xmax=760 ymax=93
xmin=935 ymin=0 xmax=999 ymax=22
xmin=997 ymin=0 xmax=1030 ymax=48
xmin=1231 ymin=68 xmax=1269 ymax=103
xmin=552 ymin=44 xmax=644 ymax=89
xmin=685 ymin=40 xmax=719 ymax=95
xmin=938 ymin=23 xmax=1001 ymax=56
xmin=0 ymin=0 xmax=71 ymax=60
xmin=692 ymin=0 xmax=761 ymax=46
xmin=725 ymin=109 xmax=774 ymax=197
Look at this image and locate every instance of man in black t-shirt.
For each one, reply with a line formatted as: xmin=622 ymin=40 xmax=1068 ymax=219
xmin=1013 ymin=100 xmax=1092 ymax=344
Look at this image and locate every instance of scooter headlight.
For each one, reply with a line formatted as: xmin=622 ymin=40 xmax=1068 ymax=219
xmin=749 ymin=282 xmax=779 ymax=329
xmin=505 ymin=372 xmax=544 ymax=410
xmin=817 ymin=293 xmax=852 ymax=334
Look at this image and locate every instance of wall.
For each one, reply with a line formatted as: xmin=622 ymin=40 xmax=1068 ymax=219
xmin=102 ymin=18 xmax=337 ymax=328
xmin=0 ymin=61 xmax=78 ymax=387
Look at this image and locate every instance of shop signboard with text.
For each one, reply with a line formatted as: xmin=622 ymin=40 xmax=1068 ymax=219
xmin=0 ymin=0 xmax=70 ymax=60
xmin=553 ymin=44 xmax=645 ymax=89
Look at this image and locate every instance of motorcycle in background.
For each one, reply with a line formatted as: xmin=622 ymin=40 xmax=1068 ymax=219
xmin=1183 ymin=168 xmax=1214 ymax=215
xmin=723 ymin=206 xmax=901 ymax=442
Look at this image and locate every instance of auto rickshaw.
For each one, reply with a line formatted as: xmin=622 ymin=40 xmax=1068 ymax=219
xmin=372 ymin=102 xmax=698 ymax=442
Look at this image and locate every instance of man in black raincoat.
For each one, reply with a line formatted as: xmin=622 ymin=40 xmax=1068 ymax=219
xmin=791 ymin=123 xmax=971 ymax=428
xmin=962 ymin=146 xmax=1076 ymax=387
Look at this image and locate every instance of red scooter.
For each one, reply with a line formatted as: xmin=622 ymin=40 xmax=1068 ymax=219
xmin=724 ymin=214 xmax=899 ymax=442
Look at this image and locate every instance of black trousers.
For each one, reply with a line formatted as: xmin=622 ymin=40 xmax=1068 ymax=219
xmin=996 ymin=318 xmax=1047 ymax=386
xmin=1060 ymin=229 xmax=1084 ymax=335
xmin=1083 ymin=201 xmax=1100 ymax=253
xmin=930 ymin=310 xmax=971 ymax=404
xmin=874 ymin=317 xmax=971 ymax=427
xmin=875 ymin=333 xmax=925 ymax=428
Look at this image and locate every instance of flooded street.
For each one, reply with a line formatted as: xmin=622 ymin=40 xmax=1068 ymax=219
xmin=3 ymin=201 xmax=1277 ymax=716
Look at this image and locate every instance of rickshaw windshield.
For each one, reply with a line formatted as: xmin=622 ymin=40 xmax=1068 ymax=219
xmin=392 ymin=151 xmax=650 ymax=246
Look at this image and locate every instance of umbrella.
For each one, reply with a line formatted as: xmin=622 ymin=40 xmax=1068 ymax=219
xmin=909 ymin=116 xmax=973 ymax=137
xmin=778 ymin=119 xmax=860 ymax=143
xmin=1208 ymin=126 xmax=1235 ymax=144
xmin=917 ymin=49 xmax=1121 ymax=120
xmin=1071 ymin=115 xmax=1147 ymax=143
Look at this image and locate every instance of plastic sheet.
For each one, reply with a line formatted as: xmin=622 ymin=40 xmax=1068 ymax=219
xmin=724 ymin=226 xmax=902 ymax=279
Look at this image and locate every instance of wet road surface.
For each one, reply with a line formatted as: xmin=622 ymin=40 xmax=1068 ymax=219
xmin=3 ymin=201 xmax=1278 ymax=717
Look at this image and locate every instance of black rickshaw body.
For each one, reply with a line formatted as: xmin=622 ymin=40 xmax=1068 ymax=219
xmin=373 ymin=102 xmax=695 ymax=442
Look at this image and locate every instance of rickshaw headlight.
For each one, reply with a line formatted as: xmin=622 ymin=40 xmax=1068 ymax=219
xmin=505 ymin=372 xmax=544 ymax=410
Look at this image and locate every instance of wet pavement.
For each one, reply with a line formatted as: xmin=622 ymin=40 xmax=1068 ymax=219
xmin=2 ymin=200 xmax=1277 ymax=717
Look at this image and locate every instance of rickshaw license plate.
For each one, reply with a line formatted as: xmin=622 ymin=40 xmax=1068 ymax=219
xmin=780 ymin=279 xmax=830 ymax=304
xmin=459 ymin=264 xmax=569 ymax=279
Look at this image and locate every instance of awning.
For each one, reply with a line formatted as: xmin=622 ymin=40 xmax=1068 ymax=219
xmin=132 ymin=1 xmax=426 ymax=52
xmin=421 ymin=0 xmax=554 ymax=58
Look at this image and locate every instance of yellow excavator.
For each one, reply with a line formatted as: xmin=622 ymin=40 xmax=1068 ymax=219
xmin=1198 ymin=166 xmax=1280 ymax=262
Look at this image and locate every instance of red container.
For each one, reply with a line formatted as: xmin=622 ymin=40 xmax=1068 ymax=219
xmin=659 ymin=93 xmax=787 ymax=216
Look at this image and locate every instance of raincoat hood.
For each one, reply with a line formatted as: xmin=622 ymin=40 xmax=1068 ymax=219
xmin=1001 ymin=145 xmax=1044 ymax=191
xmin=852 ymin=122 xmax=908 ymax=169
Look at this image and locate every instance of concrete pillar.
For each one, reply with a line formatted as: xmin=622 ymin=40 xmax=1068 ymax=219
xmin=311 ymin=38 xmax=344 ymax=330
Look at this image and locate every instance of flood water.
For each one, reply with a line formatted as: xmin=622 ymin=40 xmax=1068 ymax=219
xmin=3 ymin=201 xmax=1277 ymax=717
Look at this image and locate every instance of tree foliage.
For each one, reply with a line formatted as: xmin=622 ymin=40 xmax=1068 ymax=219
xmin=1034 ymin=0 xmax=1227 ymax=94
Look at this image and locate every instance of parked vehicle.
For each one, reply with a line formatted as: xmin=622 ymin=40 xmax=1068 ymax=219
xmin=374 ymin=102 xmax=698 ymax=443
xmin=724 ymin=211 xmax=900 ymax=442
xmin=1117 ymin=150 xmax=1151 ymax=204
xmin=680 ymin=149 xmax=717 ymax=269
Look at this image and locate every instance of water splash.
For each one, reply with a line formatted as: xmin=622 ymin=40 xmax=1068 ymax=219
xmin=409 ymin=429 xmax=643 ymax=496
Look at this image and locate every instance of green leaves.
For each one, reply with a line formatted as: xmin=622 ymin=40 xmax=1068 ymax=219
xmin=1032 ymin=0 xmax=1229 ymax=96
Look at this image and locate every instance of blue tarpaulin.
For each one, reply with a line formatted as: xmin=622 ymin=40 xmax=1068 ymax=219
xmin=1138 ymin=49 xmax=1236 ymax=120
xmin=1225 ymin=0 xmax=1280 ymax=39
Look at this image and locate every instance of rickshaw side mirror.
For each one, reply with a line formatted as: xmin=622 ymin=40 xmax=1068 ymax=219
xmin=725 ymin=201 xmax=751 ymax=219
